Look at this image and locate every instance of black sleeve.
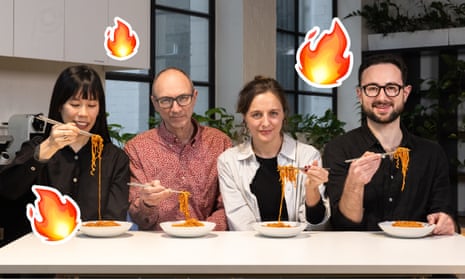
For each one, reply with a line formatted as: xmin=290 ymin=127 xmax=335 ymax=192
xmin=0 ymin=138 xmax=47 ymax=200
xmin=305 ymin=197 xmax=326 ymax=224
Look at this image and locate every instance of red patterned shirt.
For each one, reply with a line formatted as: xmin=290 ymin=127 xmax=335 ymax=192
xmin=124 ymin=120 xmax=232 ymax=231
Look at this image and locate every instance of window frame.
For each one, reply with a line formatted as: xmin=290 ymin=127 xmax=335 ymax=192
xmin=276 ymin=0 xmax=338 ymax=116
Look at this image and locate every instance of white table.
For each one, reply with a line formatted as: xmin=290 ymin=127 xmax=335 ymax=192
xmin=0 ymin=231 xmax=464 ymax=277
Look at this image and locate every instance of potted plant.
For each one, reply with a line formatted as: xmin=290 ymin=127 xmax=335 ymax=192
xmin=286 ymin=109 xmax=346 ymax=152
xmin=345 ymin=0 xmax=465 ymax=50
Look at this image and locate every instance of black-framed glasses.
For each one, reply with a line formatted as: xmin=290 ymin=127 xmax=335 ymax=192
xmin=153 ymin=94 xmax=194 ymax=108
xmin=359 ymin=83 xmax=404 ymax=97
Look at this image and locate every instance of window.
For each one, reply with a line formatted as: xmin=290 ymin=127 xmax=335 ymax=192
xmin=276 ymin=0 xmax=337 ymax=116
xmin=105 ymin=0 xmax=214 ymax=135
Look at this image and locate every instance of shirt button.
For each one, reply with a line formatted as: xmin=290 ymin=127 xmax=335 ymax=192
xmin=74 ymin=155 xmax=79 ymax=160
xmin=390 ymin=175 xmax=394 ymax=179
xmin=30 ymin=166 xmax=36 ymax=171
xmin=389 ymin=197 xmax=393 ymax=202
xmin=72 ymin=177 xmax=78 ymax=183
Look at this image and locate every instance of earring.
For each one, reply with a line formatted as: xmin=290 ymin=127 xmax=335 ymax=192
xmin=239 ymin=122 xmax=250 ymax=143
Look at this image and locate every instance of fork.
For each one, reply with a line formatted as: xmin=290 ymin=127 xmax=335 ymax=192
xmin=344 ymin=152 xmax=394 ymax=163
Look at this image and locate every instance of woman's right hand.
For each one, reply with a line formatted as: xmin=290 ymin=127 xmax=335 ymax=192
xmin=38 ymin=123 xmax=80 ymax=160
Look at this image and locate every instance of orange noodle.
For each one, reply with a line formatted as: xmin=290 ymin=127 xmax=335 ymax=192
xmin=393 ymin=147 xmax=410 ymax=192
xmin=392 ymin=221 xmax=423 ymax=227
xmin=265 ymin=165 xmax=299 ymax=227
xmin=90 ymin=134 xmax=104 ymax=219
xmin=171 ymin=191 xmax=205 ymax=227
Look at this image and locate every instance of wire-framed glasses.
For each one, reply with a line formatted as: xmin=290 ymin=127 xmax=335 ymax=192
xmin=154 ymin=94 xmax=194 ymax=108
xmin=360 ymin=83 xmax=404 ymax=97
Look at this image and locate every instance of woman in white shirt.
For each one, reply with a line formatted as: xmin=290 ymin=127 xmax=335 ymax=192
xmin=218 ymin=76 xmax=330 ymax=231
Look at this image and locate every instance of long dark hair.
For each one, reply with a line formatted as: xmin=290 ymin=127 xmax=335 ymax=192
xmin=46 ymin=65 xmax=111 ymax=142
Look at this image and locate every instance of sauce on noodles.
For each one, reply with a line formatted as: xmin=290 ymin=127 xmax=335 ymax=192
xmin=264 ymin=165 xmax=299 ymax=228
xmin=90 ymin=134 xmax=104 ymax=221
xmin=392 ymin=147 xmax=410 ymax=191
xmin=83 ymin=220 xmax=120 ymax=227
xmin=171 ymin=190 xmax=204 ymax=227
xmin=392 ymin=221 xmax=423 ymax=227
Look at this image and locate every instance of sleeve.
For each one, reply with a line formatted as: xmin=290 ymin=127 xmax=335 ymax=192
xmin=297 ymin=144 xmax=331 ymax=227
xmin=429 ymin=145 xmax=456 ymax=218
xmin=102 ymin=147 xmax=130 ymax=221
xmin=205 ymin=134 xmax=232 ymax=230
xmin=124 ymin=140 xmax=160 ymax=230
xmin=322 ymin=137 xmax=363 ymax=230
xmin=217 ymin=152 xmax=257 ymax=231
xmin=205 ymin=186 xmax=228 ymax=231
xmin=0 ymin=138 xmax=46 ymax=200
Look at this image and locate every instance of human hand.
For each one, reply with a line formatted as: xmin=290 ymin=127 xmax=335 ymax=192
xmin=427 ymin=212 xmax=456 ymax=235
xmin=303 ymin=160 xmax=328 ymax=206
xmin=139 ymin=180 xmax=172 ymax=207
xmin=346 ymin=151 xmax=382 ymax=187
xmin=303 ymin=160 xmax=329 ymax=190
xmin=49 ymin=123 xmax=80 ymax=149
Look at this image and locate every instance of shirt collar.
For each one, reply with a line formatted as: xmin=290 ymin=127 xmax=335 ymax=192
xmin=362 ymin=121 xmax=413 ymax=151
xmin=236 ymin=133 xmax=296 ymax=161
xmin=158 ymin=118 xmax=201 ymax=146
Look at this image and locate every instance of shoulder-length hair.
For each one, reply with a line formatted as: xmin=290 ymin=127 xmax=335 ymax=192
xmin=46 ymin=65 xmax=110 ymax=142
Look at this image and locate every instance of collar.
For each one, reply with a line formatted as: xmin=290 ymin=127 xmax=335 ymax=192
xmin=236 ymin=133 xmax=296 ymax=161
xmin=362 ymin=121 xmax=413 ymax=151
xmin=158 ymin=118 xmax=201 ymax=146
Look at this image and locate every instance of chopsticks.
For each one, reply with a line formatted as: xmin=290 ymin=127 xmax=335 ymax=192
xmin=35 ymin=115 xmax=95 ymax=137
xmin=344 ymin=152 xmax=395 ymax=163
xmin=127 ymin=182 xmax=185 ymax=194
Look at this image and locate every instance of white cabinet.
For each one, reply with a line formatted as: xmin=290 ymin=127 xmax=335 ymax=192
xmin=10 ymin=0 xmax=149 ymax=69
xmin=64 ymin=0 xmax=149 ymax=68
xmin=106 ymin=0 xmax=150 ymax=68
xmin=14 ymin=0 xmax=64 ymax=61
xmin=0 ymin=0 xmax=13 ymax=56
xmin=64 ymin=0 xmax=108 ymax=65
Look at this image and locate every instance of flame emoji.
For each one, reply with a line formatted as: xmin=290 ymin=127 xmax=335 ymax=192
xmin=104 ymin=17 xmax=139 ymax=61
xmin=27 ymin=185 xmax=81 ymax=244
xmin=295 ymin=18 xmax=353 ymax=88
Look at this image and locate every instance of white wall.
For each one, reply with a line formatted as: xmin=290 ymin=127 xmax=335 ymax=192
xmin=215 ymin=0 xmax=276 ymax=124
xmin=0 ymin=57 xmax=106 ymax=124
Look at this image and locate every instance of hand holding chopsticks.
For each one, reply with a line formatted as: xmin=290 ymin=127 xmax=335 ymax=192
xmin=127 ymin=182 xmax=185 ymax=194
xmin=35 ymin=115 xmax=95 ymax=137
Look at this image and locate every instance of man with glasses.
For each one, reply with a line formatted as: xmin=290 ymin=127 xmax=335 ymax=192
xmin=124 ymin=67 xmax=232 ymax=231
xmin=323 ymin=54 xmax=457 ymax=235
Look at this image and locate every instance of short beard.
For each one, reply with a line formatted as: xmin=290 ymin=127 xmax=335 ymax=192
xmin=362 ymin=102 xmax=403 ymax=124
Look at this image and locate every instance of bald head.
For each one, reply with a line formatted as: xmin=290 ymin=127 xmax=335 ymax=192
xmin=152 ymin=67 xmax=194 ymax=98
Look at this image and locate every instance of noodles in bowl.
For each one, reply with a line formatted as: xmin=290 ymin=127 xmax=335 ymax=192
xmin=253 ymin=221 xmax=307 ymax=237
xmin=79 ymin=221 xmax=132 ymax=237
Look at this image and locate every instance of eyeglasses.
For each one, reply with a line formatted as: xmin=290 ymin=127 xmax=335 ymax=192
xmin=153 ymin=94 xmax=194 ymax=108
xmin=359 ymin=83 xmax=404 ymax=97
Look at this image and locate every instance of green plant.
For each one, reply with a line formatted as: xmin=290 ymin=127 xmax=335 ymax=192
xmin=287 ymin=109 xmax=346 ymax=151
xmin=402 ymin=54 xmax=465 ymax=166
xmin=193 ymin=107 xmax=240 ymax=142
xmin=107 ymin=122 xmax=137 ymax=148
xmin=345 ymin=0 xmax=465 ymax=35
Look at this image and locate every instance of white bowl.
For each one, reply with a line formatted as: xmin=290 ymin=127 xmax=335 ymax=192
xmin=160 ymin=221 xmax=216 ymax=237
xmin=378 ymin=221 xmax=435 ymax=238
xmin=79 ymin=221 xmax=132 ymax=237
xmin=253 ymin=221 xmax=307 ymax=237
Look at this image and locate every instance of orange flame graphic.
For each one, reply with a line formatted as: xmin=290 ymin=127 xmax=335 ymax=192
xmin=104 ymin=17 xmax=139 ymax=61
xmin=27 ymin=185 xmax=81 ymax=244
xmin=295 ymin=18 xmax=353 ymax=88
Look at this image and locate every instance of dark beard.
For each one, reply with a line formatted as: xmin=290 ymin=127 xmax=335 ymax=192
xmin=363 ymin=102 xmax=403 ymax=124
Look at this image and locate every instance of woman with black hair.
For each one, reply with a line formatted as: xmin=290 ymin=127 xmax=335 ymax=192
xmin=0 ymin=65 xmax=129 ymax=246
